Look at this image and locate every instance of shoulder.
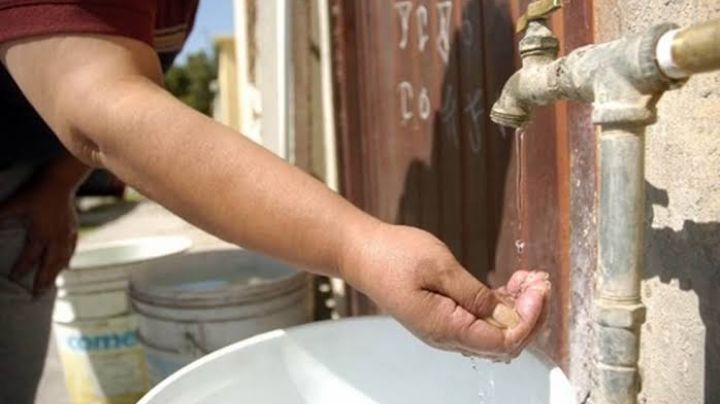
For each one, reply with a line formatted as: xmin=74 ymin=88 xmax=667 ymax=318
xmin=0 ymin=0 xmax=199 ymax=52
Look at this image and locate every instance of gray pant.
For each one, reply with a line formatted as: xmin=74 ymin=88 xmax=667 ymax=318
xmin=0 ymin=164 xmax=56 ymax=404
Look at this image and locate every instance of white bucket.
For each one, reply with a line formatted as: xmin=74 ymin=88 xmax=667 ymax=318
xmin=53 ymin=236 xmax=192 ymax=404
xmin=128 ymin=249 xmax=312 ymax=385
xmin=139 ymin=316 xmax=577 ymax=404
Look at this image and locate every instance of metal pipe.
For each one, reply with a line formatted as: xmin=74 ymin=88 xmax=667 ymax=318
xmin=657 ymin=18 xmax=720 ymax=79
xmin=594 ymin=127 xmax=647 ymax=404
xmin=490 ymin=10 xmax=720 ymax=404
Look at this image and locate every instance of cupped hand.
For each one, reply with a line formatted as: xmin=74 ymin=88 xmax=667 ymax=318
xmin=0 ymin=182 xmax=78 ymax=295
xmin=340 ymin=223 xmax=551 ymax=361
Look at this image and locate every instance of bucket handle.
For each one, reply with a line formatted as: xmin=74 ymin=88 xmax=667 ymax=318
xmin=184 ymin=332 xmax=210 ymax=355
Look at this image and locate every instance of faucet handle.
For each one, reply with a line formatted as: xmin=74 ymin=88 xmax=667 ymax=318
xmin=516 ymin=0 xmax=563 ymax=33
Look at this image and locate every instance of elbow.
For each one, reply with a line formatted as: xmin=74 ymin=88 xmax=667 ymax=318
xmin=53 ymin=72 xmax=160 ymax=168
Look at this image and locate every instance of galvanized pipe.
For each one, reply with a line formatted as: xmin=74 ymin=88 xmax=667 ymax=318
xmin=597 ymin=128 xmax=645 ymax=301
xmin=594 ymin=127 xmax=647 ymax=404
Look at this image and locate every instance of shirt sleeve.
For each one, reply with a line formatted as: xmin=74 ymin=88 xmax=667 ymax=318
xmin=0 ymin=0 xmax=157 ymax=47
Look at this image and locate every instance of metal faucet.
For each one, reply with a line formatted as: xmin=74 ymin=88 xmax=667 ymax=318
xmin=492 ymin=1 xmax=720 ymax=129
xmin=490 ymin=1 xmax=720 ymax=403
xmin=491 ymin=1 xmax=680 ymax=129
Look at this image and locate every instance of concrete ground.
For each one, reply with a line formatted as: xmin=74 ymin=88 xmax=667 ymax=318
xmin=35 ymin=197 xmax=233 ymax=404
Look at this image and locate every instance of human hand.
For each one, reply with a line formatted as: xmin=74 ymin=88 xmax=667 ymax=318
xmin=0 ymin=182 xmax=78 ymax=295
xmin=340 ymin=223 xmax=550 ymax=361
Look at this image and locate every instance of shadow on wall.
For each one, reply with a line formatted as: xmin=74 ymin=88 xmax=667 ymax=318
xmin=394 ymin=0 xmax=516 ymax=286
xmin=645 ymin=182 xmax=720 ymax=402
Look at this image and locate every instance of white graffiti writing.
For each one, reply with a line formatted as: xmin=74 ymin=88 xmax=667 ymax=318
xmin=394 ymin=1 xmax=413 ymax=49
xmin=418 ymin=87 xmax=432 ymax=120
xmin=441 ymin=85 xmax=460 ymax=147
xmin=394 ymin=0 xmax=455 ymax=63
xmin=464 ymin=88 xmax=484 ymax=153
xmin=462 ymin=18 xmax=474 ymax=48
xmin=398 ymin=81 xmax=415 ymax=122
xmin=416 ymin=5 xmax=430 ymax=52
xmin=436 ymin=1 xmax=453 ymax=65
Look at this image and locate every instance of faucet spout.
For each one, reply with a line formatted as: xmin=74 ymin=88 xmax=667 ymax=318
xmin=490 ymin=20 xmax=563 ymax=129
xmin=489 ymin=72 xmax=528 ymax=129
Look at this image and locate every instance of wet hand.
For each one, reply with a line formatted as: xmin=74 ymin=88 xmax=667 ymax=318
xmin=0 ymin=182 xmax=78 ymax=295
xmin=340 ymin=224 xmax=550 ymax=361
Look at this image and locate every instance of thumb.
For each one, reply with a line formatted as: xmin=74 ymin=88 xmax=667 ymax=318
xmin=435 ymin=266 xmax=520 ymax=329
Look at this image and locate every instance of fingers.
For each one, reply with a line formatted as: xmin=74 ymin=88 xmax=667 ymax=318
xmin=9 ymin=237 xmax=44 ymax=281
xmin=503 ymin=275 xmax=551 ymax=355
xmin=34 ymin=239 xmax=73 ymax=294
xmin=433 ymin=264 xmax=519 ymax=329
xmin=10 ymin=233 xmax=74 ymax=294
xmin=417 ymin=291 xmax=507 ymax=358
xmin=429 ymin=266 xmax=550 ymax=360
xmin=505 ymin=270 xmax=535 ymax=296
xmin=522 ymin=275 xmax=552 ymax=344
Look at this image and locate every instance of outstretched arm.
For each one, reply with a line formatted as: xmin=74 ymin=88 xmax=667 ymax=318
xmin=2 ymin=35 xmax=549 ymax=359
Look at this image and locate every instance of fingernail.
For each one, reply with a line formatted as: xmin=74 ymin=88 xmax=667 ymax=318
xmin=528 ymin=281 xmax=551 ymax=294
xmin=492 ymin=304 xmax=520 ymax=329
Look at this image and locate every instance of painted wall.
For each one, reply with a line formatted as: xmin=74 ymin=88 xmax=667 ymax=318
xmin=594 ymin=2 xmax=720 ymax=403
xmin=232 ymin=0 xmax=290 ymax=158
xmin=214 ymin=36 xmax=240 ymax=131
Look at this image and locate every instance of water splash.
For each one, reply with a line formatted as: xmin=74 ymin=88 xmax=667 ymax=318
xmin=469 ymin=357 xmax=496 ymax=403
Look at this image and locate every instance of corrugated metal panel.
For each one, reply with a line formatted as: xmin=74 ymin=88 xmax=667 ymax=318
xmin=331 ymin=0 xmax=595 ymax=370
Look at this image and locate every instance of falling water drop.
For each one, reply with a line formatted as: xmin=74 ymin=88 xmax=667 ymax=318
xmin=469 ymin=356 xmax=496 ymax=403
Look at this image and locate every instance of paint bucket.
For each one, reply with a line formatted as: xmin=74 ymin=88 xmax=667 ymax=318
xmin=128 ymin=249 xmax=312 ymax=385
xmin=138 ymin=316 xmax=577 ymax=404
xmin=53 ymin=236 xmax=192 ymax=404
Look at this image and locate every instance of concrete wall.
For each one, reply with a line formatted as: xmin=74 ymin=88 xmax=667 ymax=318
xmin=594 ymin=2 xmax=720 ymax=403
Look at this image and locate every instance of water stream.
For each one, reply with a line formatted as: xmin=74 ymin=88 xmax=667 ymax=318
xmin=514 ymin=129 xmax=527 ymax=263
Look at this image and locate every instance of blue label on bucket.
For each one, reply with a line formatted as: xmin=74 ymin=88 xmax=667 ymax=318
xmin=66 ymin=331 xmax=139 ymax=352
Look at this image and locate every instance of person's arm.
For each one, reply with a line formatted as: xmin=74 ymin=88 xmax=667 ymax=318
xmin=0 ymin=151 xmax=90 ymax=292
xmin=1 ymin=35 xmax=549 ymax=359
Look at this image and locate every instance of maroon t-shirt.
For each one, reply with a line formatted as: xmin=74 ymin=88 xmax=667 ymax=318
xmin=0 ymin=0 xmax=199 ymax=167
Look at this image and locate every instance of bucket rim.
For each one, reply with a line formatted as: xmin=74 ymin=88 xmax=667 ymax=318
xmin=129 ymin=271 xmax=309 ymax=308
xmin=128 ymin=248 xmax=309 ymax=306
xmin=66 ymin=236 xmax=193 ymax=271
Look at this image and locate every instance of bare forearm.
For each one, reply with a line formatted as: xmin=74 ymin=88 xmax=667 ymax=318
xmin=2 ymin=35 xmax=378 ymax=279
xmin=1 ymin=35 xmax=550 ymax=355
xmin=76 ymin=78 xmax=379 ymax=277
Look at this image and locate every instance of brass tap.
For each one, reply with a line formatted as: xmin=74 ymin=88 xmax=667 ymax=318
xmin=516 ymin=0 xmax=562 ymax=33
xmin=667 ymin=18 xmax=720 ymax=77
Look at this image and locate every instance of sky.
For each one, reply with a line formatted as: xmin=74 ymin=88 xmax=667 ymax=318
xmin=176 ymin=0 xmax=235 ymax=63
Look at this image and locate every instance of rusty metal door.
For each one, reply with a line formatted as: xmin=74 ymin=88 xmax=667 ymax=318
xmin=330 ymin=0 xmax=594 ymax=370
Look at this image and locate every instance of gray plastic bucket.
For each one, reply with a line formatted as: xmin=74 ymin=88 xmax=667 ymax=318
xmin=129 ymin=249 xmax=312 ymax=385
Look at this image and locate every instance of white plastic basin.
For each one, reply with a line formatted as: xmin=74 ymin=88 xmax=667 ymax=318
xmin=140 ymin=316 xmax=576 ymax=404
